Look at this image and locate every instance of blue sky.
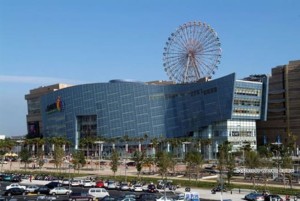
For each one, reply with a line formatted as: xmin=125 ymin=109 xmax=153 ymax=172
xmin=1 ymin=0 xmax=300 ymax=136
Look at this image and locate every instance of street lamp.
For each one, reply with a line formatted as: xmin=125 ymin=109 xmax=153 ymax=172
xmin=124 ymin=143 xmax=128 ymax=183
xmin=94 ymin=141 xmax=104 ymax=171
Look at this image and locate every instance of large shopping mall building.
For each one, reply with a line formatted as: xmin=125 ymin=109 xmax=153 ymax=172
xmin=25 ymin=72 xmax=269 ymax=159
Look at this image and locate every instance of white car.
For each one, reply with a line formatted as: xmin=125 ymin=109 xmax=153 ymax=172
xmin=120 ymin=183 xmax=130 ymax=191
xmin=26 ymin=185 xmax=40 ymax=193
xmin=62 ymin=179 xmax=70 ymax=186
xmin=49 ymin=187 xmax=72 ymax=195
xmin=107 ymin=181 xmax=117 ymax=189
xmin=133 ymin=184 xmax=143 ymax=192
xmin=88 ymin=188 xmax=109 ymax=199
xmin=71 ymin=180 xmax=81 ymax=187
xmin=6 ymin=183 xmax=26 ymax=190
xmin=83 ymin=180 xmax=94 ymax=188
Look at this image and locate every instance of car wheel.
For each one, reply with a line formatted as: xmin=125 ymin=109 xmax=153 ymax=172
xmin=8 ymin=193 xmax=11 ymax=196
xmin=52 ymin=192 xmax=56 ymax=195
xmin=72 ymin=199 xmax=76 ymax=201
xmin=22 ymin=192 xmax=26 ymax=195
xmin=37 ymin=191 xmax=40 ymax=195
xmin=66 ymin=191 xmax=70 ymax=195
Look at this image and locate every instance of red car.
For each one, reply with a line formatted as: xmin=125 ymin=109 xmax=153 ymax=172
xmin=95 ymin=180 xmax=105 ymax=188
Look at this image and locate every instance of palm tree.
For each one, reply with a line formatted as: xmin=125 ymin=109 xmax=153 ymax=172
xmin=150 ymin=137 xmax=160 ymax=157
xmin=168 ymin=138 xmax=181 ymax=158
xmin=201 ymin=138 xmax=212 ymax=159
xmin=79 ymin=136 xmax=97 ymax=168
xmin=0 ymin=138 xmax=16 ymax=170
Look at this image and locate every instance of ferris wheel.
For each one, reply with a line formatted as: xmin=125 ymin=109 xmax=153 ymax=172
xmin=163 ymin=21 xmax=222 ymax=83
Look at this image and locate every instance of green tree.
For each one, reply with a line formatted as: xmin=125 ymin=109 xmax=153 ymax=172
xmin=79 ymin=136 xmax=97 ymax=160
xmin=150 ymin=137 xmax=160 ymax=157
xmin=143 ymin=156 xmax=154 ymax=172
xmin=259 ymin=157 xmax=273 ymax=191
xmin=218 ymin=141 xmax=235 ymax=185
xmin=244 ymin=150 xmax=260 ymax=187
xmin=132 ymin=150 xmax=145 ymax=179
xmin=110 ymin=149 xmax=119 ymax=178
xmin=72 ymin=150 xmax=86 ymax=173
xmin=37 ymin=149 xmax=45 ymax=169
xmin=257 ymin=144 xmax=273 ymax=158
xmin=155 ymin=151 xmax=174 ymax=179
xmin=184 ymin=150 xmax=203 ymax=181
xmin=19 ymin=148 xmax=31 ymax=172
xmin=53 ymin=146 xmax=64 ymax=171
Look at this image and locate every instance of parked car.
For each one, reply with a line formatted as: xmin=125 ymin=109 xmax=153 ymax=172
xmin=107 ymin=181 xmax=117 ymax=190
xmin=71 ymin=179 xmax=81 ymax=187
xmin=34 ymin=186 xmax=51 ymax=195
xmin=137 ymin=193 xmax=157 ymax=201
xmin=5 ymin=183 xmax=26 ymax=190
xmin=3 ymin=188 xmax=27 ymax=196
xmin=118 ymin=197 xmax=136 ymax=201
xmin=68 ymin=192 xmax=94 ymax=201
xmin=88 ymin=188 xmax=109 ymax=199
xmin=100 ymin=196 xmax=118 ymax=201
xmin=264 ymin=194 xmax=283 ymax=201
xmin=147 ymin=184 xmax=157 ymax=193
xmin=11 ymin=176 xmax=22 ymax=182
xmin=174 ymin=194 xmax=185 ymax=201
xmin=211 ymin=185 xmax=226 ymax=193
xmin=156 ymin=196 xmax=173 ymax=201
xmin=132 ymin=184 xmax=143 ymax=192
xmin=244 ymin=192 xmax=265 ymax=201
xmin=26 ymin=185 xmax=40 ymax=193
xmin=49 ymin=187 xmax=72 ymax=195
xmin=2 ymin=174 xmax=13 ymax=182
xmin=95 ymin=181 xmax=105 ymax=188
xmin=45 ymin=181 xmax=62 ymax=189
xmin=62 ymin=179 xmax=71 ymax=186
xmin=122 ymin=193 xmax=137 ymax=199
xmin=119 ymin=183 xmax=130 ymax=191
xmin=83 ymin=180 xmax=95 ymax=188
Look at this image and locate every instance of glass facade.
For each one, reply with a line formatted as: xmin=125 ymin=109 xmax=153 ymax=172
xmin=40 ymin=73 xmax=267 ymax=156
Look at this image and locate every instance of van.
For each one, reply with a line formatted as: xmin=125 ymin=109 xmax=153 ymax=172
xmin=88 ymin=188 xmax=109 ymax=199
xmin=182 ymin=192 xmax=200 ymax=201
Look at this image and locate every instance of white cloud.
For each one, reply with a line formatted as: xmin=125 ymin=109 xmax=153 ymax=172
xmin=0 ymin=75 xmax=83 ymax=85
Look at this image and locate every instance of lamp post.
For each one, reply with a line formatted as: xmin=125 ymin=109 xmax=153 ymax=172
xmin=94 ymin=141 xmax=104 ymax=171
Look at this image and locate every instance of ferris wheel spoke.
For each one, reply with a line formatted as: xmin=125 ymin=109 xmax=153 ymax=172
xmin=181 ymin=25 xmax=191 ymax=46
xmin=169 ymin=37 xmax=188 ymax=52
xmin=196 ymin=57 xmax=216 ymax=75
xmin=196 ymin=48 xmax=222 ymax=55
